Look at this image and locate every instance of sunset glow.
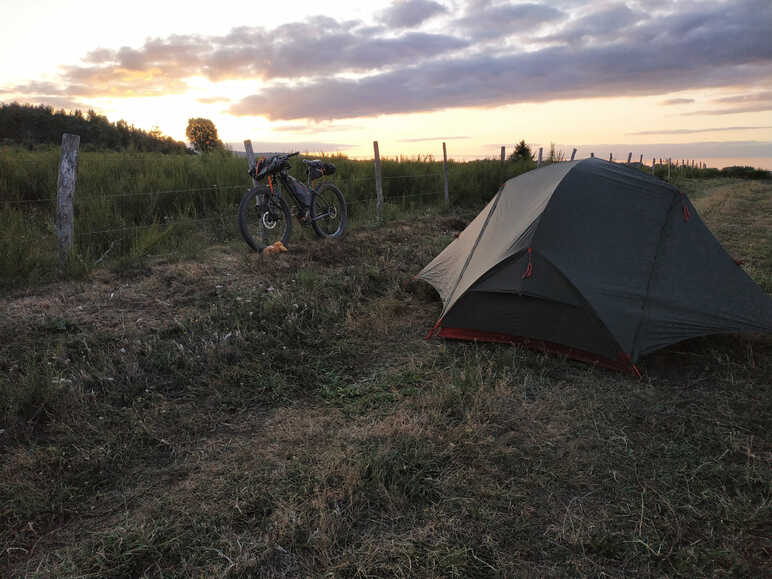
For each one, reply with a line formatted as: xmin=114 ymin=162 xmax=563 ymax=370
xmin=2 ymin=0 xmax=770 ymax=166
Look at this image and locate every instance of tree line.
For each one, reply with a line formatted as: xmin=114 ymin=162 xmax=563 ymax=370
xmin=0 ymin=102 xmax=189 ymax=153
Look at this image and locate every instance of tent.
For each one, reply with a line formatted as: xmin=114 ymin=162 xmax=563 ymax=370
xmin=416 ymin=158 xmax=772 ymax=373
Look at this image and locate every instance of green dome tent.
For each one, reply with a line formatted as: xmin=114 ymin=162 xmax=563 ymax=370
xmin=417 ymin=158 xmax=772 ymax=374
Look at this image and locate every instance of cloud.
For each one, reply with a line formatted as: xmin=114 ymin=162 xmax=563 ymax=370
xmin=228 ymin=0 xmax=772 ymax=120
xmin=682 ymin=91 xmax=772 ymax=115
xmin=196 ymin=96 xmax=231 ymax=104
xmin=271 ymin=123 xmax=363 ymax=134
xmin=4 ymin=19 xmax=467 ymax=99
xmin=628 ymin=126 xmax=772 ymax=135
xmin=230 ymin=36 xmax=772 ymax=121
xmin=398 ymin=136 xmax=470 ymax=141
xmin=0 ymin=96 xmax=88 ymax=111
xmin=64 ymin=23 xmax=465 ymax=97
xmin=541 ymin=2 xmax=646 ymax=44
xmin=229 ymin=140 xmax=352 ymax=153
xmin=1 ymin=81 xmax=68 ymax=96
xmin=713 ymin=91 xmax=772 ymax=104
xmin=683 ymin=103 xmax=772 ymax=116
xmin=661 ymin=98 xmax=694 ymax=105
xmin=4 ymin=0 xmax=772 ymax=124
xmin=455 ymin=2 xmax=564 ymax=39
xmin=381 ymin=0 xmax=447 ymax=28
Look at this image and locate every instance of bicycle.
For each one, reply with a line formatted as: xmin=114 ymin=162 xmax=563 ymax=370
xmin=238 ymin=151 xmax=347 ymax=251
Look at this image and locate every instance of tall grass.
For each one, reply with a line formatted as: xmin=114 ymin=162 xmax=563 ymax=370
xmin=1 ymin=147 xmax=534 ymax=286
xmin=650 ymin=162 xmax=770 ymax=181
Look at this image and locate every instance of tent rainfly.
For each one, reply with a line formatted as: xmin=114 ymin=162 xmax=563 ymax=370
xmin=417 ymin=158 xmax=772 ymax=374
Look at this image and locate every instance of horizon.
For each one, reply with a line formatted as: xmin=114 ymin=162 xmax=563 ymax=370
xmin=1 ymin=0 xmax=770 ymax=167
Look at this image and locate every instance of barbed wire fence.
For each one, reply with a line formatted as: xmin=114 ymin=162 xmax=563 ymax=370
xmin=1 ymin=133 xmax=711 ymax=267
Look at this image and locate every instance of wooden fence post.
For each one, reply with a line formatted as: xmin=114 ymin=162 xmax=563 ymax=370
xmin=244 ymin=139 xmax=257 ymax=186
xmin=56 ymin=133 xmax=79 ymax=266
xmin=373 ymin=141 xmax=383 ymax=223
xmin=570 ymin=148 xmax=576 ymax=161
xmin=609 ymin=152 xmax=613 ymax=162
xmin=442 ymin=142 xmax=449 ymax=207
xmin=627 ymin=152 xmax=632 ymax=164
xmin=590 ymin=152 xmax=594 ymax=158
xmin=639 ymin=154 xmax=643 ymax=165
xmin=651 ymin=157 xmax=655 ymax=175
xmin=500 ymin=146 xmax=505 ymax=163
xmin=537 ymin=147 xmax=543 ymax=168
xmin=668 ymin=158 xmax=671 ymax=180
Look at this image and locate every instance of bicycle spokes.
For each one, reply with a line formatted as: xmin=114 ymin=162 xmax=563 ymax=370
xmin=314 ymin=195 xmax=339 ymax=231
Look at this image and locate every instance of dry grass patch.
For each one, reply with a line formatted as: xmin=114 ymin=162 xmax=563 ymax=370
xmin=2 ymin=182 xmax=771 ymax=576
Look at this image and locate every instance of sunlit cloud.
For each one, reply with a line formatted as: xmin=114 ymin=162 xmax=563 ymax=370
xmin=2 ymin=0 xmax=771 ymax=127
xmin=713 ymin=90 xmax=772 ymax=104
xmin=661 ymin=98 xmax=694 ymax=105
xmin=628 ymin=126 xmax=772 ymax=135
xmin=271 ymin=123 xmax=363 ymax=134
xmin=399 ymin=135 xmax=470 ymax=141
xmin=683 ymin=103 xmax=772 ymax=116
xmin=196 ymin=96 xmax=232 ymax=104
xmin=228 ymin=140 xmax=353 ymax=153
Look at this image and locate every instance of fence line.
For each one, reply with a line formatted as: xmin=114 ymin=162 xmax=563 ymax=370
xmin=76 ymin=212 xmax=239 ymax=237
xmin=2 ymin=134 xmax=723 ymax=268
xmin=2 ymin=197 xmax=56 ymax=205
xmin=75 ymin=184 xmax=244 ymax=201
xmin=1 ymin=185 xmax=247 ymax=206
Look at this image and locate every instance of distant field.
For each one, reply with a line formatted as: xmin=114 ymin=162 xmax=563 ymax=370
xmin=1 ymin=176 xmax=769 ymax=576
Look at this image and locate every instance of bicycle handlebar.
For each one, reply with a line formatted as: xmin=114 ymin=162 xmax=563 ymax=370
xmin=250 ymin=152 xmax=301 ymax=180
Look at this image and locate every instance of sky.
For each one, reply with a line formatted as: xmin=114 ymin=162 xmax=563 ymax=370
xmin=1 ymin=0 xmax=771 ymax=166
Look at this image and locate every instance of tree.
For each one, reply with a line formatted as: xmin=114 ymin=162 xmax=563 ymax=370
xmin=509 ymin=140 xmax=534 ymax=162
xmin=0 ymin=102 xmax=188 ymax=152
xmin=185 ymin=118 xmax=222 ymax=153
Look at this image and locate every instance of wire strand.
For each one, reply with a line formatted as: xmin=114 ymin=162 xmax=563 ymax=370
xmin=76 ymin=212 xmax=239 ymax=237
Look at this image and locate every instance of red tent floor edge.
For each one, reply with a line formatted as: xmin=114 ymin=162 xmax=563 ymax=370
xmin=435 ymin=326 xmax=642 ymax=377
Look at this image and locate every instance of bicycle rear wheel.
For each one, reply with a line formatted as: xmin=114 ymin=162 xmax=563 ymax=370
xmin=310 ymin=183 xmax=347 ymax=238
xmin=238 ymin=186 xmax=292 ymax=251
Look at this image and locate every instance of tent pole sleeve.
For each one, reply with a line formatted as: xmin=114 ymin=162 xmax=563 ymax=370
xmin=629 ymin=191 xmax=681 ymax=361
xmin=441 ymin=186 xmax=506 ymax=319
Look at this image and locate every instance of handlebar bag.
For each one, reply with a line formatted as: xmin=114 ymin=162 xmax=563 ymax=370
xmin=249 ymin=157 xmax=269 ymax=179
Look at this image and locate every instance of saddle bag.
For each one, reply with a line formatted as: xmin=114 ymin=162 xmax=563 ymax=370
xmin=308 ymin=160 xmax=336 ymax=181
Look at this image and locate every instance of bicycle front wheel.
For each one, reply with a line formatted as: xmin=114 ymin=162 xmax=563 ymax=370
xmin=310 ymin=183 xmax=347 ymax=238
xmin=238 ymin=186 xmax=292 ymax=251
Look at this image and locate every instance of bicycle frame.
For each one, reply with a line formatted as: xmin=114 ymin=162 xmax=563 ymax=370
xmin=269 ymin=172 xmax=309 ymax=213
xmin=263 ymin=169 xmax=333 ymax=223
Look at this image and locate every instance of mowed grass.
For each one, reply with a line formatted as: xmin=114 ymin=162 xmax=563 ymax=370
xmin=1 ymin=179 xmax=771 ymax=576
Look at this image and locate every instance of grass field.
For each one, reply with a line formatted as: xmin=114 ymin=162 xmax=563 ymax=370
xmin=1 ymin=177 xmax=770 ymax=576
xmin=0 ymin=148 xmax=531 ymax=288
